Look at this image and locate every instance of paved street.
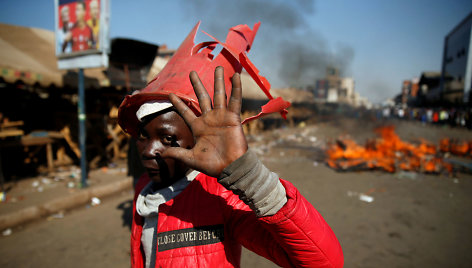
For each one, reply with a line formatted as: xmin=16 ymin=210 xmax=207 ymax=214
xmin=0 ymin=190 xmax=133 ymax=268
xmin=1 ymin=118 xmax=472 ymax=267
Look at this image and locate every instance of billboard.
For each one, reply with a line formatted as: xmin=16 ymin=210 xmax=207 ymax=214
xmin=55 ymin=0 xmax=110 ymax=69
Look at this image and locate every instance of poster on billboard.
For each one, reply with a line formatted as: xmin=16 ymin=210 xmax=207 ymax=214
xmin=55 ymin=0 xmax=110 ymax=69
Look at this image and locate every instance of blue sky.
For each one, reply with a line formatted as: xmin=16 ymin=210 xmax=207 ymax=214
xmin=1 ymin=0 xmax=471 ymax=103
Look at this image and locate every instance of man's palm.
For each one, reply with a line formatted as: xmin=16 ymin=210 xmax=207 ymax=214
xmin=162 ymin=67 xmax=248 ymax=177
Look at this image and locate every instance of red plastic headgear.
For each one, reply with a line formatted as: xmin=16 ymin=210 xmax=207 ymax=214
xmin=118 ymin=21 xmax=290 ymax=138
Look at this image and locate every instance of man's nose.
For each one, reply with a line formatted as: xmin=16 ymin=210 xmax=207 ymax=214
xmin=142 ymin=140 xmax=165 ymax=159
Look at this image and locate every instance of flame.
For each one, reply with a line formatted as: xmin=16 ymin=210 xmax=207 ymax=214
xmin=326 ymin=126 xmax=458 ymax=174
xmin=440 ymin=138 xmax=470 ymax=156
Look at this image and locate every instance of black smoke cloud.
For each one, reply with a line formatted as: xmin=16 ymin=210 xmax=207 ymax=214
xmin=178 ymin=0 xmax=354 ymax=88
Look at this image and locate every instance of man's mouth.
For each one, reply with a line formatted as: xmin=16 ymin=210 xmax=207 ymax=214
xmin=146 ymin=168 xmax=160 ymax=176
xmin=155 ymin=155 xmax=171 ymax=179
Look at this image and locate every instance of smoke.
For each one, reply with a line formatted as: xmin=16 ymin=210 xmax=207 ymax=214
xmin=178 ymin=0 xmax=354 ymax=88
xmin=365 ymin=80 xmax=396 ymax=104
xmin=278 ymin=35 xmax=355 ymax=87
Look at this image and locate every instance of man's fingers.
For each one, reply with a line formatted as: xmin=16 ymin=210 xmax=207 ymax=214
xmin=161 ymin=147 xmax=196 ymax=170
xmin=228 ymin=73 xmax=242 ymax=114
xmin=168 ymin=93 xmax=197 ymax=123
xmin=190 ymin=71 xmax=212 ymax=114
xmin=213 ymin=66 xmax=227 ymax=109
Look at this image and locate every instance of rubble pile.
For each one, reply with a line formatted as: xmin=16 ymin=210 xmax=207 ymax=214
xmin=248 ymin=123 xmax=324 ymax=160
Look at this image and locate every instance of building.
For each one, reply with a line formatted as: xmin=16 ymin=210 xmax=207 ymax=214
xmin=314 ymin=67 xmax=341 ymax=102
xmin=401 ymin=80 xmax=411 ymax=107
xmin=410 ymin=77 xmax=420 ymax=97
xmin=314 ymin=80 xmax=328 ymax=99
xmin=0 ymin=23 xmax=158 ymax=178
xmin=417 ymin=71 xmax=442 ymax=106
xmin=337 ymin=77 xmax=354 ymax=104
xmin=327 ymin=88 xmax=338 ymax=103
xmin=313 ymin=67 xmax=366 ymax=107
xmin=440 ymin=12 xmax=472 ymax=105
xmin=400 ymin=78 xmax=419 ymax=107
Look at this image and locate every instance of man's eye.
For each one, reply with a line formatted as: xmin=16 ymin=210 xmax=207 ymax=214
xmin=163 ymin=135 xmax=173 ymax=144
xmin=163 ymin=135 xmax=180 ymax=147
xmin=138 ymin=131 xmax=148 ymax=140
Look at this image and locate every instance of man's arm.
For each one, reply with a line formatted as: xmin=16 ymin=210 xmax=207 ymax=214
xmin=218 ymin=149 xmax=344 ymax=268
xmin=218 ymin=148 xmax=287 ymax=217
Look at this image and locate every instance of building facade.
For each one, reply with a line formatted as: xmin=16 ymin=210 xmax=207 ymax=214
xmin=313 ymin=67 xmax=367 ymax=107
xmin=440 ymin=12 xmax=472 ymax=104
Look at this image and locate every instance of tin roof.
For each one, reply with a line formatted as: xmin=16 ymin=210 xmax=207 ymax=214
xmin=0 ymin=23 xmax=110 ymax=88
xmin=0 ymin=23 xmax=64 ymax=87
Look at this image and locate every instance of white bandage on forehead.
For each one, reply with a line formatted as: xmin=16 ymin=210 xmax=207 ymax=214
xmin=136 ymin=100 xmax=173 ymax=122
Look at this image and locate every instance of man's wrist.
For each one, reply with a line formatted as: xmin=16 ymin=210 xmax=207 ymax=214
xmin=218 ymin=149 xmax=287 ymax=216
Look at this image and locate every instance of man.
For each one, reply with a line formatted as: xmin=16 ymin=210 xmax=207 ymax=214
xmin=118 ymin=22 xmax=343 ymax=268
xmin=70 ymin=0 xmax=94 ymax=51
xmin=86 ymin=0 xmax=100 ymax=49
xmin=57 ymin=5 xmax=72 ymax=53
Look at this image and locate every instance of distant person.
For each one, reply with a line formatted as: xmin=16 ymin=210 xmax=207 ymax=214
xmin=427 ymin=109 xmax=433 ymax=123
xmin=433 ymin=110 xmax=439 ymax=124
xmin=420 ymin=110 xmax=427 ymax=124
xmin=398 ymin=108 xmax=404 ymax=119
xmin=69 ymin=1 xmax=94 ymax=51
xmin=87 ymin=0 xmax=100 ymax=49
xmin=57 ymin=5 xmax=72 ymax=53
xmin=382 ymin=107 xmax=391 ymax=119
xmin=439 ymin=109 xmax=448 ymax=124
xmin=118 ymin=23 xmax=343 ymax=267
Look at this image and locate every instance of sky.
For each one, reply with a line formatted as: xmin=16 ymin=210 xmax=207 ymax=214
xmin=0 ymin=0 xmax=471 ymax=104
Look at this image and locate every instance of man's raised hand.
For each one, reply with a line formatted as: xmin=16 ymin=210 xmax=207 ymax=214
xmin=162 ymin=66 xmax=248 ymax=177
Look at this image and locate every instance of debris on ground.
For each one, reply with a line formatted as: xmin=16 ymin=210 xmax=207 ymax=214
xmin=2 ymin=228 xmax=12 ymax=236
xmin=47 ymin=211 xmax=65 ymax=221
xmin=347 ymin=190 xmax=375 ymax=203
xmin=395 ymin=171 xmax=418 ymax=180
xmin=359 ymin=194 xmax=374 ymax=203
xmin=326 ymin=126 xmax=472 ymax=176
xmin=91 ymin=197 xmax=101 ymax=206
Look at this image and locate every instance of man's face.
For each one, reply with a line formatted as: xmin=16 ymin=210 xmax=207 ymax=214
xmin=61 ymin=7 xmax=69 ymax=24
xmin=136 ymin=110 xmax=194 ymax=187
xmin=90 ymin=0 xmax=99 ymax=19
xmin=76 ymin=3 xmax=85 ymax=22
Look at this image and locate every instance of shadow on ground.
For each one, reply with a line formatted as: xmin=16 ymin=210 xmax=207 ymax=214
xmin=117 ymin=199 xmax=133 ymax=230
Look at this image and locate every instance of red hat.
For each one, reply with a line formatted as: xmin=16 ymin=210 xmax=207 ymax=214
xmin=118 ymin=21 xmax=290 ymax=138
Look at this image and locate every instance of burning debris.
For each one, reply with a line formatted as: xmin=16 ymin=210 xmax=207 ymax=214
xmin=439 ymin=138 xmax=472 ymax=156
xmin=325 ymin=126 xmax=471 ymax=174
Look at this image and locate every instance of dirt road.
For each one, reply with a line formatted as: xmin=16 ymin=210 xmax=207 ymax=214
xmin=1 ymin=117 xmax=472 ymax=267
xmin=0 ymin=190 xmax=133 ymax=267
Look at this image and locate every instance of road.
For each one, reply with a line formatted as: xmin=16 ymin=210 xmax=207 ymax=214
xmin=1 ymin=117 xmax=472 ymax=267
xmin=0 ymin=190 xmax=133 ymax=268
xmin=0 ymin=185 xmax=272 ymax=267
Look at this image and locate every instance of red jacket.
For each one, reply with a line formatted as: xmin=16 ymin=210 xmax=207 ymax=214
xmin=131 ymin=173 xmax=343 ymax=267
